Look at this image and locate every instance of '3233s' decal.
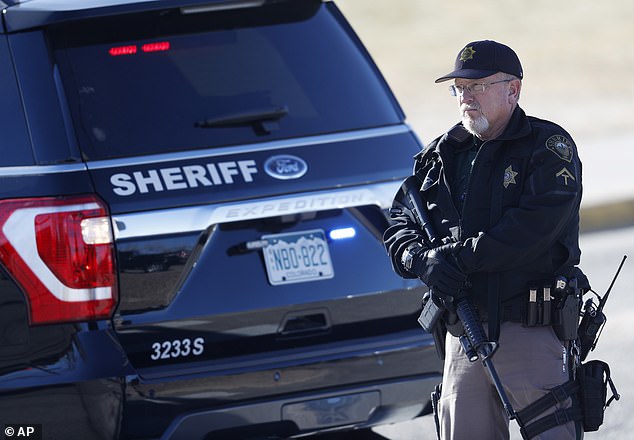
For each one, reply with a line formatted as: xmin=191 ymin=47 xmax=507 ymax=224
xmin=150 ymin=337 xmax=205 ymax=361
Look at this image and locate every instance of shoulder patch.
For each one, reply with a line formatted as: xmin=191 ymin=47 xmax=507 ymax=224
xmin=545 ymin=135 xmax=573 ymax=162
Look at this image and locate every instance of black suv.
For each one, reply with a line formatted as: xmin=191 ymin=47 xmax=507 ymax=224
xmin=0 ymin=1 xmax=441 ymax=438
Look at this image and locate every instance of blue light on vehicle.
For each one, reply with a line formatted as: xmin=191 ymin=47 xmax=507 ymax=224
xmin=329 ymin=227 xmax=356 ymax=240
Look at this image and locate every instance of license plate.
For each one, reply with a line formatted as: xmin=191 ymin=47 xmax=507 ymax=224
xmin=262 ymin=229 xmax=334 ymax=286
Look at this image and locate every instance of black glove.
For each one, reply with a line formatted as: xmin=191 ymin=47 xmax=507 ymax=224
xmin=410 ymin=244 xmax=467 ymax=300
xmin=432 ymin=242 xmax=461 ymax=257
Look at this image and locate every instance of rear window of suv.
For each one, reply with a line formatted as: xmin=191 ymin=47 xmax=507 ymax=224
xmin=50 ymin=0 xmax=402 ymax=161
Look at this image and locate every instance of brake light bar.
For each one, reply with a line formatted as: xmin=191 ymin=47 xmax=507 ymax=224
xmin=109 ymin=41 xmax=170 ymax=56
xmin=0 ymin=195 xmax=117 ymax=325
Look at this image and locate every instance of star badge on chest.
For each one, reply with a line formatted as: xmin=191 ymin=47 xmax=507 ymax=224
xmin=503 ymin=165 xmax=518 ymax=188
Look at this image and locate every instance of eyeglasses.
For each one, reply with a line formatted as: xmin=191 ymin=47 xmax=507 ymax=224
xmin=449 ymin=79 xmax=512 ymax=96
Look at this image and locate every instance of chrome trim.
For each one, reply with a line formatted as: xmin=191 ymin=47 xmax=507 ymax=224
xmin=180 ymin=0 xmax=266 ymax=14
xmin=87 ymin=125 xmax=410 ymax=170
xmin=112 ymin=181 xmax=400 ymax=240
xmin=0 ymin=163 xmax=87 ymax=177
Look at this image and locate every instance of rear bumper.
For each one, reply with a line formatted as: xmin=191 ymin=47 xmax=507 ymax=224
xmin=122 ymin=330 xmax=442 ymax=439
xmin=161 ymin=375 xmax=439 ymax=439
xmin=0 ymin=325 xmax=440 ymax=439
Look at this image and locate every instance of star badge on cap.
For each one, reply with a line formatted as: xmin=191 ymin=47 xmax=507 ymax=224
xmin=459 ymin=46 xmax=476 ymax=62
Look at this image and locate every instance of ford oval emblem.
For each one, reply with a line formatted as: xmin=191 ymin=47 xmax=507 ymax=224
xmin=264 ymin=155 xmax=308 ymax=180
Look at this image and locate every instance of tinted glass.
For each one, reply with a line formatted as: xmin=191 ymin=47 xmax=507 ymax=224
xmin=51 ymin=1 xmax=401 ymax=160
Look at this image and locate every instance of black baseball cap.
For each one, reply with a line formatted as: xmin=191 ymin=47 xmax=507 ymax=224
xmin=435 ymin=40 xmax=523 ymax=83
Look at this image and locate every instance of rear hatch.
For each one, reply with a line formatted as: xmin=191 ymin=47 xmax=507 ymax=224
xmin=49 ymin=0 xmax=426 ymax=379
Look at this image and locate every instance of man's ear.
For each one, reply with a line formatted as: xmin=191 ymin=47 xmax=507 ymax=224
xmin=509 ymin=80 xmax=521 ymax=103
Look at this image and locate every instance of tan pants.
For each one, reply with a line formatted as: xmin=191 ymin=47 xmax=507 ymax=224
xmin=438 ymin=322 xmax=582 ymax=440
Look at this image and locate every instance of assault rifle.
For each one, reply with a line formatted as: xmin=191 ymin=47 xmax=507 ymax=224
xmin=399 ymin=176 xmax=521 ymax=422
xmin=399 ymin=175 xmax=623 ymax=438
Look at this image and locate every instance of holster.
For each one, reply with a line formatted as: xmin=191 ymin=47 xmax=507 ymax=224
xmin=552 ymin=293 xmax=581 ymax=341
xmin=431 ymin=383 xmax=442 ymax=440
xmin=579 ymin=360 xmax=618 ymax=431
xmin=517 ymin=359 xmax=619 ymax=438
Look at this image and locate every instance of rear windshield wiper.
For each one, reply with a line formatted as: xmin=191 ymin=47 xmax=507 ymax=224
xmin=195 ymin=105 xmax=288 ymax=134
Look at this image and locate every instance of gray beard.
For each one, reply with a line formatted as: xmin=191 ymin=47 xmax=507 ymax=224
xmin=462 ymin=114 xmax=490 ymax=136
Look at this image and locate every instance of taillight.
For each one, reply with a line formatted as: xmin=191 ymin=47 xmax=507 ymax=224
xmin=0 ymin=195 xmax=117 ymax=325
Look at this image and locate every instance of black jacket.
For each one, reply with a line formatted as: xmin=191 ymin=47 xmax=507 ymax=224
xmin=384 ymin=106 xmax=583 ymax=329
